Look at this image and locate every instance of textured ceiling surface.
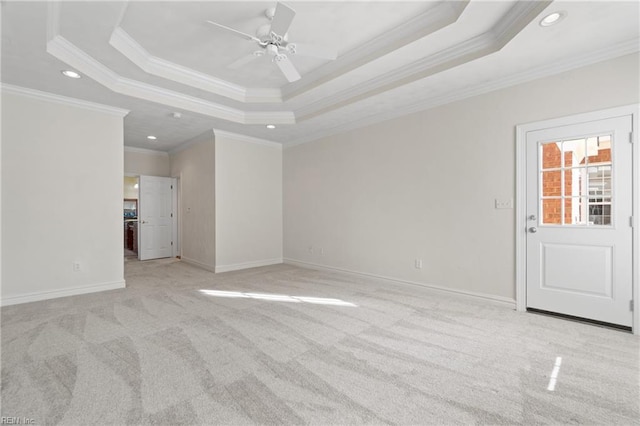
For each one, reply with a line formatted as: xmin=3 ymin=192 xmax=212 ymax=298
xmin=1 ymin=1 xmax=639 ymax=151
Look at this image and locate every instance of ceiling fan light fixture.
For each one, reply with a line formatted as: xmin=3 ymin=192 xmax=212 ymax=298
xmin=61 ymin=70 xmax=81 ymax=79
xmin=266 ymin=124 xmax=276 ymax=129
xmin=266 ymin=44 xmax=279 ymax=56
xmin=540 ymin=11 xmax=566 ymax=27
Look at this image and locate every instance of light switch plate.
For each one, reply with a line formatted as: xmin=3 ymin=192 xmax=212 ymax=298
xmin=495 ymin=198 xmax=513 ymax=209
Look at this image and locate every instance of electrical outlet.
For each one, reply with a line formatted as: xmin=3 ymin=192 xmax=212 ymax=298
xmin=495 ymin=198 xmax=513 ymax=209
xmin=415 ymin=259 xmax=423 ymax=269
xmin=73 ymin=261 xmax=81 ymax=272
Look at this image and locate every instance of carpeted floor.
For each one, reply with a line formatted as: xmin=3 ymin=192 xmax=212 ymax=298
xmin=1 ymin=259 xmax=639 ymax=425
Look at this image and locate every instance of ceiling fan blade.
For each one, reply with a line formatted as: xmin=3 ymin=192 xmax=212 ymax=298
xmin=206 ymin=20 xmax=261 ymax=43
xmin=269 ymin=2 xmax=296 ymax=36
xmin=288 ymin=43 xmax=337 ymax=60
xmin=274 ymin=55 xmax=301 ymax=82
xmin=228 ymin=51 xmax=264 ymax=69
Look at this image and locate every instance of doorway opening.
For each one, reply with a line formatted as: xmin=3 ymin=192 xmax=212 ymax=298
xmin=123 ymin=175 xmax=140 ymax=260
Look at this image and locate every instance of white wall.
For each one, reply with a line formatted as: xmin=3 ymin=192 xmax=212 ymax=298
xmin=215 ymin=132 xmax=283 ymax=272
xmin=170 ymin=131 xmax=216 ymax=271
xmin=284 ymin=53 xmax=640 ymax=302
xmin=124 ymin=147 xmax=170 ymax=177
xmin=1 ymin=90 xmax=127 ymax=305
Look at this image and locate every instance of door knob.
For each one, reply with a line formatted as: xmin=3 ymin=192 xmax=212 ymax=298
xmin=528 ymin=215 xmax=537 ymax=221
xmin=528 ymin=227 xmax=537 ymax=233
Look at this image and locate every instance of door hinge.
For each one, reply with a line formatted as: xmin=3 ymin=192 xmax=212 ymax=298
xmin=171 ymin=185 xmax=173 ymax=189
xmin=631 ymin=300 xmax=634 ymax=311
xmin=171 ymin=213 xmax=173 ymax=218
xmin=171 ymin=241 xmax=173 ymax=246
xmin=630 ymin=132 xmax=634 ymax=144
xmin=631 ymin=216 xmax=634 ymax=227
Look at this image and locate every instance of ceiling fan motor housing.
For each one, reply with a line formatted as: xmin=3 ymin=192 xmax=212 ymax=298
xmin=257 ymin=24 xmax=288 ymax=45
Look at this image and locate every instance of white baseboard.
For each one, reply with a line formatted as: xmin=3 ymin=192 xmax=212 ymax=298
xmin=215 ymin=258 xmax=283 ymax=273
xmin=181 ymin=257 xmax=217 ymax=273
xmin=284 ymin=258 xmax=516 ymax=307
xmin=1 ymin=280 xmax=126 ymax=307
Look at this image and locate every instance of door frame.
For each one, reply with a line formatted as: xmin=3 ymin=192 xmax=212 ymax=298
xmin=124 ymin=173 xmax=140 ymax=255
xmin=515 ymin=104 xmax=639 ymax=334
xmin=171 ymin=176 xmax=180 ymax=258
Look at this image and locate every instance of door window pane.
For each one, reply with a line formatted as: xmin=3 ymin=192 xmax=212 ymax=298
xmin=566 ymin=197 xmax=587 ymax=225
xmin=542 ymin=170 xmax=562 ymax=197
xmin=541 ymin=141 xmax=562 ymax=169
xmin=564 ymin=167 xmax=587 ymax=198
xmin=588 ymin=165 xmax=611 ymax=197
xmin=562 ymin=139 xmax=585 ymax=167
xmin=586 ymin=136 xmax=611 ymax=165
xmin=588 ymin=197 xmax=611 ymax=225
xmin=542 ymin=198 xmax=562 ymax=225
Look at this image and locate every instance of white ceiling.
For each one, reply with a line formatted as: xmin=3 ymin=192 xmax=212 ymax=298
xmin=2 ymin=1 xmax=639 ymax=152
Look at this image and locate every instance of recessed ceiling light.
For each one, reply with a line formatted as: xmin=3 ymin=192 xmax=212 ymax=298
xmin=61 ymin=70 xmax=81 ymax=79
xmin=147 ymin=135 xmax=157 ymax=140
xmin=266 ymin=124 xmax=276 ymax=129
xmin=540 ymin=11 xmax=566 ymax=27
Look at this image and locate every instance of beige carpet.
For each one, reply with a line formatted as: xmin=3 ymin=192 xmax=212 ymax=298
xmin=2 ymin=259 xmax=639 ymax=425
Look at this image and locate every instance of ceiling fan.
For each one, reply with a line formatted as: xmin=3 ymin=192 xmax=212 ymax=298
xmin=206 ymin=2 xmax=337 ymax=82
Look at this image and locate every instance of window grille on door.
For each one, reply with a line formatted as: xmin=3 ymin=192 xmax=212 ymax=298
xmin=539 ymin=134 xmax=612 ymax=226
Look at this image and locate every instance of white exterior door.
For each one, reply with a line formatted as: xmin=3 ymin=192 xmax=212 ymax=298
xmin=526 ymin=115 xmax=633 ymax=327
xmin=138 ymin=175 xmax=173 ymax=261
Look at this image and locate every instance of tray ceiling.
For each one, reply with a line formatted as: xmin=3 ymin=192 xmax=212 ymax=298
xmin=1 ymin=1 xmax=639 ymax=151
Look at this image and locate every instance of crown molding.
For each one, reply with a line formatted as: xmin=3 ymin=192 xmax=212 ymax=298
xmin=281 ymin=0 xmax=470 ymax=101
xmin=492 ymin=0 xmax=552 ymax=43
xmin=213 ymin=129 xmax=282 ymax=149
xmin=113 ymin=1 xmax=130 ymax=32
xmin=245 ymin=88 xmax=284 ymax=103
xmin=296 ymin=0 xmax=550 ymax=122
xmin=243 ymin=110 xmax=297 ymax=125
xmin=124 ymin=146 xmax=169 ymax=156
xmin=46 ymin=35 xmax=295 ymax=124
xmin=285 ymin=39 xmax=640 ymax=148
xmin=109 ymin=27 xmax=282 ymax=104
xmin=296 ymin=32 xmax=495 ymax=121
xmin=46 ymin=1 xmax=60 ymax=41
xmin=1 ymin=83 xmax=130 ymax=117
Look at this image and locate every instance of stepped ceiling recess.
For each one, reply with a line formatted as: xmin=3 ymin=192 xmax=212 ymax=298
xmin=2 ymin=1 xmax=639 ymax=151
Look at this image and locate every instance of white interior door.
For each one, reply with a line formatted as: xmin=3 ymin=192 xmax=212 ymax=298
xmin=138 ymin=175 xmax=173 ymax=261
xmin=526 ymin=115 xmax=633 ymax=327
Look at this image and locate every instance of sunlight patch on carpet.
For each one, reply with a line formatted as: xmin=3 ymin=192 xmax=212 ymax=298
xmin=199 ymin=289 xmax=357 ymax=307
